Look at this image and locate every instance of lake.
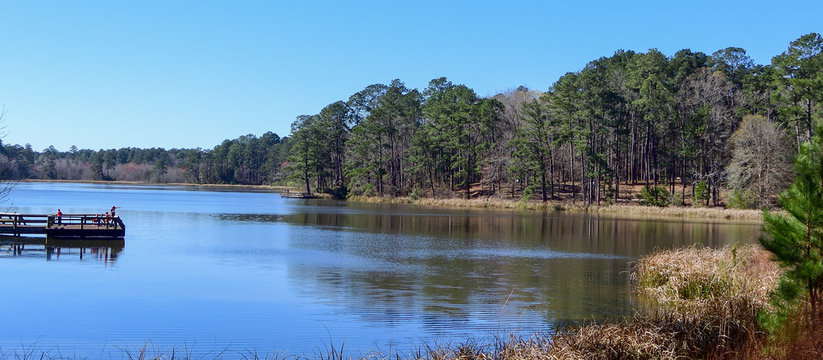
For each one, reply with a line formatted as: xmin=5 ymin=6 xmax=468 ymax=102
xmin=0 ymin=182 xmax=761 ymax=358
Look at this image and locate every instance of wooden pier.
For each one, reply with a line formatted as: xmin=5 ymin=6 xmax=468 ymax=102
xmin=0 ymin=212 xmax=125 ymax=239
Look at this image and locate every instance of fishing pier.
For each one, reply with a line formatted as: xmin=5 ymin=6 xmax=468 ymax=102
xmin=0 ymin=212 xmax=125 ymax=239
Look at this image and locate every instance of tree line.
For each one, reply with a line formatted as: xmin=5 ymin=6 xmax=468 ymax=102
xmin=287 ymin=33 xmax=820 ymax=207
xmin=0 ymin=131 xmax=291 ymax=185
xmin=1 ymin=33 xmax=820 ymax=208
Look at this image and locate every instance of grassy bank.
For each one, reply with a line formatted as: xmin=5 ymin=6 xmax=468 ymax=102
xmin=348 ymin=195 xmax=764 ymax=222
xmin=17 ymin=180 xmax=764 ymax=222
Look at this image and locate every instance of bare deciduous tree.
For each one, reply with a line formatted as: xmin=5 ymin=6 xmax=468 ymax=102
xmin=727 ymin=115 xmax=793 ymax=207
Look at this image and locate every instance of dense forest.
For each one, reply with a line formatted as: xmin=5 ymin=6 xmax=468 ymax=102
xmin=2 ymin=33 xmax=820 ymax=208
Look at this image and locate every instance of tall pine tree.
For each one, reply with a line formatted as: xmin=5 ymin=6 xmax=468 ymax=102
xmin=760 ymin=122 xmax=823 ymax=330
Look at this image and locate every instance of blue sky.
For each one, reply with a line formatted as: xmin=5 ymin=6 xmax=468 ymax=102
xmin=0 ymin=0 xmax=820 ymax=151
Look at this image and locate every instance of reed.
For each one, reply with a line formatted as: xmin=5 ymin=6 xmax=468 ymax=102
xmin=595 ymin=204 xmax=763 ymax=222
xmin=767 ymin=308 xmax=823 ymax=358
xmin=634 ymin=246 xmax=779 ymax=312
xmin=348 ymin=195 xmax=764 ymax=222
xmin=534 ymin=246 xmax=779 ymax=359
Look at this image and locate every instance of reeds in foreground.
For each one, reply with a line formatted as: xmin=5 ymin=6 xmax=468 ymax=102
xmin=543 ymin=245 xmax=780 ymax=359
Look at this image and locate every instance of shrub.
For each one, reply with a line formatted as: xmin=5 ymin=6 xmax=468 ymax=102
xmin=323 ymin=185 xmax=348 ymax=199
xmin=602 ymin=179 xmax=615 ymax=205
xmin=693 ymin=181 xmax=709 ymax=207
xmin=638 ymin=186 xmax=671 ymax=207
xmin=670 ymin=191 xmax=683 ymax=207
xmin=518 ymin=184 xmax=535 ymax=204
xmin=408 ymin=186 xmax=424 ymax=201
xmin=727 ymin=189 xmax=758 ymax=209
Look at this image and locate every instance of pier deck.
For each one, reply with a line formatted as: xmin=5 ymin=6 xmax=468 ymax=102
xmin=0 ymin=213 xmax=125 ymax=239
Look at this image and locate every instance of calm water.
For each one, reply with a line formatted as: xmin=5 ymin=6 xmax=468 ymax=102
xmin=0 ymin=182 xmax=761 ymax=357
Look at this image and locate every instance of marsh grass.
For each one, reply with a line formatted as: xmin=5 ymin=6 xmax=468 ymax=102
xmin=542 ymin=245 xmax=781 ymax=359
xmin=348 ymin=196 xmax=764 ymax=222
xmin=632 ymin=246 xmax=779 ymax=357
xmin=634 ymin=246 xmax=779 ymax=311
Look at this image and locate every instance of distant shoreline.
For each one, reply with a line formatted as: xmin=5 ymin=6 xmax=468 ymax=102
xmin=14 ymin=179 xmax=292 ymax=192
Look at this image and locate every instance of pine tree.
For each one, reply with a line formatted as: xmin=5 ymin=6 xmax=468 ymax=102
xmin=510 ymin=98 xmax=556 ymax=202
xmin=760 ymin=123 xmax=823 ymax=330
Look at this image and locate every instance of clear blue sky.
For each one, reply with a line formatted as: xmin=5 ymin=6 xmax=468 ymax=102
xmin=1 ymin=0 xmax=820 ymax=151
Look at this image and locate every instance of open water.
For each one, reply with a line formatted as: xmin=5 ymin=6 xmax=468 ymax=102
xmin=0 ymin=182 xmax=761 ymax=358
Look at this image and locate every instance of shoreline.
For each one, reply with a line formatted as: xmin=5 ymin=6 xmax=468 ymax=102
xmin=13 ymin=180 xmax=764 ymax=223
xmin=348 ymin=195 xmax=765 ymax=223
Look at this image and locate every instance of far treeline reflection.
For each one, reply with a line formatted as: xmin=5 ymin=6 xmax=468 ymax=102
xmin=221 ymin=207 xmax=760 ymax=257
xmin=220 ymin=205 xmax=760 ymax=323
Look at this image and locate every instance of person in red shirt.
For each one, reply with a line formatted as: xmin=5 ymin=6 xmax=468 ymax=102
xmin=57 ymin=209 xmax=62 ymax=225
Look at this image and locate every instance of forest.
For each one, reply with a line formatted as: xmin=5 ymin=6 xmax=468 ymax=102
xmin=1 ymin=33 xmax=820 ymax=208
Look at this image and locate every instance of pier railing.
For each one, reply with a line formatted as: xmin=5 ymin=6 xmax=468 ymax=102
xmin=0 ymin=213 xmax=49 ymax=235
xmin=47 ymin=213 xmax=125 ymax=230
xmin=0 ymin=212 xmax=125 ymax=237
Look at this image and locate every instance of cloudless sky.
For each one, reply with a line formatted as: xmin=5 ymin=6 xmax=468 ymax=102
xmin=1 ymin=0 xmax=821 ymax=151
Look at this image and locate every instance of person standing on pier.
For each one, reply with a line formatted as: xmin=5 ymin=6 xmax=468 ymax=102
xmin=57 ymin=209 xmax=62 ymax=225
xmin=111 ymin=205 xmax=118 ymax=217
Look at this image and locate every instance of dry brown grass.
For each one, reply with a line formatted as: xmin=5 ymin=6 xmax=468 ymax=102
xmin=529 ymin=246 xmax=780 ymax=360
xmin=634 ymin=246 xmax=780 ymax=313
xmin=594 ymin=204 xmax=763 ymax=222
xmin=348 ymin=195 xmax=764 ymax=222
xmin=757 ymin=302 xmax=823 ymax=359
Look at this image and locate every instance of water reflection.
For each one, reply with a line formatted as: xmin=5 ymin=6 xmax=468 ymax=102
xmin=220 ymin=209 xmax=760 ymax=257
xmin=0 ymin=237 xmax=123 ymax=264
xmin=289 ymin=256 xmax=634 ymax=327
xmin=217 ymin=205 xmax=760 ymax=330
